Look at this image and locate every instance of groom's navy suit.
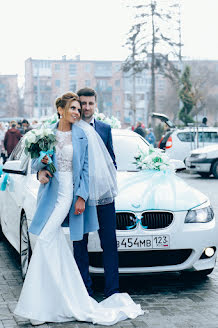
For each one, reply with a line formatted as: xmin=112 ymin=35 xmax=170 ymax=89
xmin=73 ymin=119 xmax=119 ymax=298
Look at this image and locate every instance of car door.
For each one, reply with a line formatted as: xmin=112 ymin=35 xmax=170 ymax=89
xmin=0 ymin=141 xmax=29 ymax=251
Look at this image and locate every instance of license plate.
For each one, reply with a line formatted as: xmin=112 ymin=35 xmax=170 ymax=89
xmin=117 ymin=235 xmax=170 ymax=249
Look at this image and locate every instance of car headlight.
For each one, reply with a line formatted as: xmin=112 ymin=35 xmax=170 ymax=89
xmin=185 ymin=205 xmax=214 ymax=223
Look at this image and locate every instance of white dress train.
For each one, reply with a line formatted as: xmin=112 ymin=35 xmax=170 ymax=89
xmin=14 ymin=130 xmax=144 ymax=325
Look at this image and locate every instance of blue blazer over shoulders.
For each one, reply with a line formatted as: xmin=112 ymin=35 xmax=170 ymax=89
xmin=29 ymin=123 xmax=99 ymax=241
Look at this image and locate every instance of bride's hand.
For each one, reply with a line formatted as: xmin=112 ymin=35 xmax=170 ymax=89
xmin=38 ymin=170 xmax=53 ymax=184
xmin=74 ymin=197 xmax=85 ymax=215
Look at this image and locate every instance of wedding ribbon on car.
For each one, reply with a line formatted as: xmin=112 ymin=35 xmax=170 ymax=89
xmin=0 ymin=173 xmax=14 ymax=192
xmin=126 ymin=216 xmax=148 ymax=230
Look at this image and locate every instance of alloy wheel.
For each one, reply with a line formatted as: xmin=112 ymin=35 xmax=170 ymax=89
xmin=20 ymin=213 xmax=32 ymax=280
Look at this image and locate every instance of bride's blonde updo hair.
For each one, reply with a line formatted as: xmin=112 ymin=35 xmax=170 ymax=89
xmin=55 ymin=92 xmax=81 ymax=119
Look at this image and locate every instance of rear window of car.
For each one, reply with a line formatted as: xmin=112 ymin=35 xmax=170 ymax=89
xmin=177 ymin=132 xmax=195 ymax=142
xmin=198 ymin=132 xmax=218 ymax=143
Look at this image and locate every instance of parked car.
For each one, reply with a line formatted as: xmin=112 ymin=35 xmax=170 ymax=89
xmin=151 ymin=113 xmax=218 ymax=162
xmin=185 ymin=144 xmax=218 ymax=178
xmin=0 ymin=129 xmax=217 ymax=280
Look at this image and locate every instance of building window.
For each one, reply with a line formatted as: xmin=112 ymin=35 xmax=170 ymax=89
xmin=85 ymin=80 xmax=91 ymax=87
xmin=115 ymin=95 xmax=120 ymax=104
xmin=55 ymin=80 xmax=61 ymax=87
xmin=69 ymin=64 xmax=77 ymax=76
xmin=136 ymin=94 xmax=144 ymax=101
xmin=114 ymin=64 xmax=121 ymax=72
xmin=70 ymin=80 xmax=77 ymax=92
xmin=55 ymin=64 xmax=60 ymax=71
xmin=95 ymin=63 xmax=112 ymax=77
xmin=115 ymin=80 xmax=120 ymax=87
xmin=116 ymin=111 xmax=121 ymax=119
xmin=85 ymin=64 xmax=91 ymax=72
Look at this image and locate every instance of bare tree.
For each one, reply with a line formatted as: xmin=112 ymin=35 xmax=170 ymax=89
xmin=123 ymin=0 xmax=181 ymax=125
xmin=122 ymin=24 xmax=142 ymax=125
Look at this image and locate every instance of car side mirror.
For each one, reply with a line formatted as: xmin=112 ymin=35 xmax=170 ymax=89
xmin=170 ymin=159 xmax=186 ymax=172
xmin=3 ymin=160 xmax=27 ymax=175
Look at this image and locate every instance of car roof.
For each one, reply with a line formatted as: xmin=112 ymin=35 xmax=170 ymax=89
xmin=112 ymin=129 xmax=140 ymax=137
xmin=173 ymin=127 xmax=218 ymax=133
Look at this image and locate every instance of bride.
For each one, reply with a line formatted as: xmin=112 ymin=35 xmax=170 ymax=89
xmin=14 ymin=92 xmax=144 ymax=326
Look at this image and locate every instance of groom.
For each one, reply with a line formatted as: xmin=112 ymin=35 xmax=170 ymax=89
xmin=74 ymin=87 xmax=119 ymax=298
xmin=37 ymin=88 xmax=119 ymax=298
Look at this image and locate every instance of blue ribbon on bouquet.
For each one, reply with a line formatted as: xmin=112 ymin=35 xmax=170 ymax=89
xmin=126 ymin=218 xmax=148 ymax=230
xmin=38 ymin=150 xmax=54 ymax=164
xmin=0 ymin=173 xmax=14 ymax=192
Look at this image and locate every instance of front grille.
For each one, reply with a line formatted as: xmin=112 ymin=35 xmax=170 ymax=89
xmin=141 ymin=212 xmax=173 ymax=229
xmin=116 ymin=212 xmax=174 ymax=230
xmin=116 ymin=212 xmax=136 ymax=230
xmin=89 ymin=249 xmax=192 ymax=268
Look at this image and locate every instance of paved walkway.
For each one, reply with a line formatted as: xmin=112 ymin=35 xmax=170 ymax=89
xmin=1 ymin=236 xmax=218 ymax=328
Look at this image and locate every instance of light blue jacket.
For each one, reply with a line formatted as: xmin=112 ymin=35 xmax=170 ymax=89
xmin=29 ymin=123 xmax=99 ymax=241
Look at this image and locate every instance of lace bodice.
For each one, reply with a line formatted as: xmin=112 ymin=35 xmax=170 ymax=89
xmin=56 ymin=130 xmax=73 ymax=172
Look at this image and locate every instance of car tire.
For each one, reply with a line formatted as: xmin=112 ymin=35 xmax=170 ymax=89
xmin=211 ymin=160 xmax=218 ymax=179
xmin=20 ymin=212 xmax=32 ymax=280
xmin=0 ymin=223 xmax=3 ymax=240
xmin=198 ymin=172 xmax=211 ymax=178
xmin=181 ymin=268 xmax=214 ymax=278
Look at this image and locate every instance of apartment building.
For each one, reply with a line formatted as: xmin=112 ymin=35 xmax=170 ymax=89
xmin=0 ymin=75 xmax=19 ymax=119
xmin=24 ymin=57 xmax=125 ymax=122
xmin=23 ymin=57 xmax=218 ymax=127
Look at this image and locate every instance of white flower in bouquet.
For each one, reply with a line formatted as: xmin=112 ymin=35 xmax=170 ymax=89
xmin=25 ymin=131 xmax=37 ymax=144
xmin=23 ymin=126 xmax=57 ymax=173
xmin=40 ymin=113 xmax=58 ymax=128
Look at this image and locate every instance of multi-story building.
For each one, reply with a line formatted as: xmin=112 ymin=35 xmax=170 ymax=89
xmin=24 ymin=57 xmax=125 ymax=123
xmin=0 ymin=75 xmax=19 ymax=119
xmin=123 ymin=70 xmax=151 ymax=126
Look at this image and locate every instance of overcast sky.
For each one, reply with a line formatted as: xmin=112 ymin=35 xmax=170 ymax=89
xmin=1 ymin=0 xmax=218 ymax=82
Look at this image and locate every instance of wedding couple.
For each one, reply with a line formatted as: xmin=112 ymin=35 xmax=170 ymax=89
xmin=14 ymin=88 xmax=144 ymax=325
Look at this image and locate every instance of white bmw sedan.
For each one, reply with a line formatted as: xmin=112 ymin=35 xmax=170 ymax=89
xmin=0 ymin=129 xmax=217 ymax=279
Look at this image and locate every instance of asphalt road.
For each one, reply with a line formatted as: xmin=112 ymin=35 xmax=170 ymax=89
xmin=1 ymin=171 xmax=218 ymax=328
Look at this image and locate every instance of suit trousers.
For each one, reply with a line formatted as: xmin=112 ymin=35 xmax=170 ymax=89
xmin=73 ymin=202 xmax=119 ymax=297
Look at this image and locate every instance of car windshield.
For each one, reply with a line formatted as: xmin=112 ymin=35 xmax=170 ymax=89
xmin=113 ymin=135 xmax=149 ymax=171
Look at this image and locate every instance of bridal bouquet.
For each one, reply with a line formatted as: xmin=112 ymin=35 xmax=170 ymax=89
xmin=134 ymin=145 xmax=175 ymax=172
xmin=94 ymin=111 xmax=121 ymax=129
xmin=24 ymin=127 xmax=57 ymax=173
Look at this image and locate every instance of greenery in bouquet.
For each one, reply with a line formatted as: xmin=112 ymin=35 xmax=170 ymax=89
xmin=134 ymin=145 xmax=175 ymax=172
xmin=94 ymin=111 xmax=121 ymax=129
xmin=39 ymin=113 xmax=59 ymax=128
xmin=23 ymin=127 xmax=57 ymax=173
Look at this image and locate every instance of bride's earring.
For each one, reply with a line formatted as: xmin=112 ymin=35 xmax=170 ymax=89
xmin=60 ymin=115 xmax=63 ymax=119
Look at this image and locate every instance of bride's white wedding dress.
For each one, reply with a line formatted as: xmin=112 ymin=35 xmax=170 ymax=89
xmin=14 ymin=130 xmax=143 ymax=325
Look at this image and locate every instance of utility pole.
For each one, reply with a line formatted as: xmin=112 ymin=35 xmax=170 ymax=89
xmin=178 ymin=2 xmax=183 ymax=115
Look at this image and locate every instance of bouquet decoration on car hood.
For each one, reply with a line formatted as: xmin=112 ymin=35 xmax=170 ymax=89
xmin=94 ymin=110 xmax=121 ymax=129
xmin=23 ymin=126 xmax=57 ymax=173
xmin=134 ymin=145 xmax=175 ymax=172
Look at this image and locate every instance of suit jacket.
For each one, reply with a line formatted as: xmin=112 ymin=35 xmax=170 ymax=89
xmin=29 ymin=122 xmax=99 ymax=241
xmin=94 ymin=119 xmax=117 ymax=169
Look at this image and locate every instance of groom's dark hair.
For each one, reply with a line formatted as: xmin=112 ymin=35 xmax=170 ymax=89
xmin=77 ymin=88 xmax=97 ymax=101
